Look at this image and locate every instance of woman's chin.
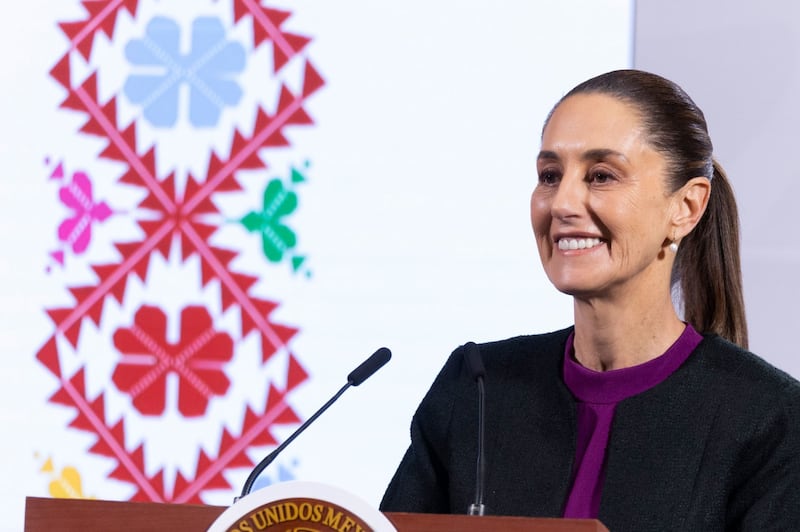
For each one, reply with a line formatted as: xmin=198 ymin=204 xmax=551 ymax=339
xmin=550 ymin=280 xmax=605 ymax=299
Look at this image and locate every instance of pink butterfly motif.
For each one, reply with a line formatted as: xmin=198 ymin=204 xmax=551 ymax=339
xmin=57 ymin=171 xmax=112 ymax=254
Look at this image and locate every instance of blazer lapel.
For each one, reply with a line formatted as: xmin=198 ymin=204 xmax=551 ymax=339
xmin=598 ymin=340 xmax=724 ymax=531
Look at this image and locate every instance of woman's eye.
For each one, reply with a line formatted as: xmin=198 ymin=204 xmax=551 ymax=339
xmin=538 ymin=170 xmax=561 ymax=184
xmin=589 ymin=171 xmax=614 ymax=183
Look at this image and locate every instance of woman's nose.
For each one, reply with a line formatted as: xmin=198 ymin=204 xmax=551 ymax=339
xmin=550 ymin=173 xmax=585 ymax=220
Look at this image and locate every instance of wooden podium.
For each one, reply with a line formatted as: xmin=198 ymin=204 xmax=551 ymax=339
xmin=24 ymin=496 xmax=608 ymax=531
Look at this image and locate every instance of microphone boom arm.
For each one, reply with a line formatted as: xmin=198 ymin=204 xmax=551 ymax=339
xmin=238 ymin=382 xmax=351 ymax=500
xmin=237 ymin=347 xmax=391 ymax=501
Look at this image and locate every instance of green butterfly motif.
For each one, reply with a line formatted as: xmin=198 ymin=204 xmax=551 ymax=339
xmin=241 ymin=178 xmax=298 ymax=263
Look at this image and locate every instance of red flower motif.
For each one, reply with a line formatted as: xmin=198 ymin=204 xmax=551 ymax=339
xmin=112 ymin=305 xmax=234 ymax=417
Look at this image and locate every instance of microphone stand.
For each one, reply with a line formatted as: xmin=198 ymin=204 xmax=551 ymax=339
xmin=464 ymin=342 xmax=487 ymax=516
xmin=236 ymin=347 xmax=391 ymax=501
xmin=237 ymin=382 xmax=351 ymax=501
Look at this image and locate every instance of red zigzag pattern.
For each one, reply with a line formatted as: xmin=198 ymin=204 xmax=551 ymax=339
xmin=37 ymin=0 xmax=324 ymax=503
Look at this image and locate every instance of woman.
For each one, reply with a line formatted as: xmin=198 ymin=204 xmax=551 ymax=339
xmin=379 ymin=70 xmax=800 ymax=531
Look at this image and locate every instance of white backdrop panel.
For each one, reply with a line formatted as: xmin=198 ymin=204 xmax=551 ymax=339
xmin=0 ymin=1 xmax=632 ymax=530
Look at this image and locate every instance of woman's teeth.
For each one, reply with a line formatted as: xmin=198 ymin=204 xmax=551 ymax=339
xmin=558 ymin=237 xmax=602 ymax=251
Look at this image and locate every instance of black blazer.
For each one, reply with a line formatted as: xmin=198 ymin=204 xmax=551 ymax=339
xmin=380 ymin=329 xmax=800 ymax=531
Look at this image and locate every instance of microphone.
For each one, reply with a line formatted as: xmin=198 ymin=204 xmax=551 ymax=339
xmin=463 ymin=341 xmax=487 ymax=516
xmin=347 ymin=347 xmax=391 ymax=386
xmin=237 ymin=347 xmax=392 ymax=500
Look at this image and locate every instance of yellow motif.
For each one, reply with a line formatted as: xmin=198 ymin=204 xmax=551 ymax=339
xmin=39 ymin=456 xmax=94 ymax=499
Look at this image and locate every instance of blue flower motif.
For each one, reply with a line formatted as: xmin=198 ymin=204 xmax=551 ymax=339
xmin=252 ymin=460 xmax=297 ymax=492
xmin=123 ymin=16 xmax=246 ymax=128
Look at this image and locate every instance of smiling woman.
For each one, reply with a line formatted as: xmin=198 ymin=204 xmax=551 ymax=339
xmin=534 ymin=95 xmax=680 ymax=307
xmin=379 ymin=70 xmax=800 ymax=532
xmin=531 ymin=91 xmax=710 ymax=370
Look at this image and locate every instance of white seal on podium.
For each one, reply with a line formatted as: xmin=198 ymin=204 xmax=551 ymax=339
xmin=207 ymin=480 xmax=397 ymax=532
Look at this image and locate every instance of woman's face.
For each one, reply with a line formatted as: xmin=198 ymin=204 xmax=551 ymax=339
xmin=531 ymin=93 xmax=678 ymax=300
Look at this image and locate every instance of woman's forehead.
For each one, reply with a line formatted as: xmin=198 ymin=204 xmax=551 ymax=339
xmin=541 ymin=94 xmax=650 ymax=157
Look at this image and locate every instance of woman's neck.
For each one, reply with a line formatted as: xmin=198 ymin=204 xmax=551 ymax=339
xmin=571 ymin=293 xmax=685 ymax=371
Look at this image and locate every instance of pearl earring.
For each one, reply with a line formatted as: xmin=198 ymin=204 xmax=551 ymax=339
xmin=668 ymin=241 xmax=679 ymax=253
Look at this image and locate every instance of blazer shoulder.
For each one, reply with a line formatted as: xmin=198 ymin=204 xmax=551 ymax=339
xmin=474 ymin=327 xmax=573 ymax=359
xmin=459 ymin=327 xmax=574 ymax=380
xmin=697 ymin=334 xmax=800 ymax=403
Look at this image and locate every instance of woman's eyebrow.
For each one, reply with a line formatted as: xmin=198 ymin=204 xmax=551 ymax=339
xmin=537 ymin=150 xmax=559 ymax=162
xmin=581 ymin=148 xmax=627 ymax=162
xmin=536 ymin=148 xmax=627 ymax=162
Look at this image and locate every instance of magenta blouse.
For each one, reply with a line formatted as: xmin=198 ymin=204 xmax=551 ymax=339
xmin=561 ymin=324 xmax=703 ymax=518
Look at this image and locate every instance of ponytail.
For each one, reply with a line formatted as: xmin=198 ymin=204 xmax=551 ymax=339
xmin=674 ymin=160 xmax=748 ymax=348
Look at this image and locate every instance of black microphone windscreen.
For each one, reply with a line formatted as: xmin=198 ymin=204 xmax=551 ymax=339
xmin=463 ymin=341 xmax=485 ymax=380
xmin=347 ymin=347 xmax=391 ymax=386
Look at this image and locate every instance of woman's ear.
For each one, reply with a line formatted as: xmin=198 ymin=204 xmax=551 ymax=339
xmin=671 ymin=177 xmax=711 ymax=238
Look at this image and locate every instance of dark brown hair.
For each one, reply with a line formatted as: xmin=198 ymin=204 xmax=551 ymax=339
xmin=548 ymin=69 xmax=748 ymax=347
